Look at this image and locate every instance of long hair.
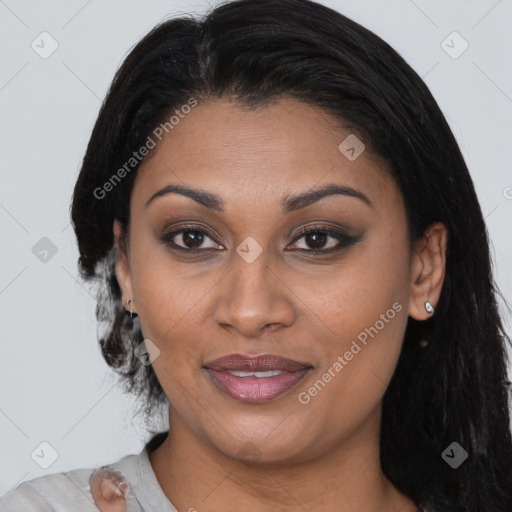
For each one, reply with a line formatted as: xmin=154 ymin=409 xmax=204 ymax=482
xmin=70 ymin=1 xmax=512 ymax=509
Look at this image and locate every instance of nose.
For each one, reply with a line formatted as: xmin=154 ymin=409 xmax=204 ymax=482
xmin=213 ymin=249 xmax=295 ymax=338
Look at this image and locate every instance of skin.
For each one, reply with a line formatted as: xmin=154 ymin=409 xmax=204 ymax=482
xmin=114 ymin=98 xmax=447 ymax=512
xmin=89 ymin=469 xmax=128 ymax=512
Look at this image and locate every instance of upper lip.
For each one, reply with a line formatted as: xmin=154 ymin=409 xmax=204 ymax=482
xmin=203 ymin=353 xmax=312 ymax=372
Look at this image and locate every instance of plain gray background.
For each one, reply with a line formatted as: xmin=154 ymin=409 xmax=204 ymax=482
xmin=1 ymin=0 xmax=511 ymax=496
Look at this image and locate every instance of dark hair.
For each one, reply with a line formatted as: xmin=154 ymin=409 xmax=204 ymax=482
xmin=70 ymin=0 xmax=512 ymax=509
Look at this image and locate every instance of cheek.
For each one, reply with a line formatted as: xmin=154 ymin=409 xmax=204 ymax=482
xmin=294 ymin=226 xmax=411 ymax=425
xmin=303 ymin=225 xmax=411 ymax=340
xmin=127 ymin=238 xmax=203 ymax=371
xmin=135 ymin=273 xmax=204 ymax=362
xmin=129 ymin=224 xmax=195 ymax=329
xmin=295 ymin=299 xmax=408 ymax=447
xmin=134 ymin=272 xmax=207 ymax=414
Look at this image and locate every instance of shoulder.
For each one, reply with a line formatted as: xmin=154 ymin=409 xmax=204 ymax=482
xmin=0 ymin=453 xmax=140 ymax=512
xmin=0 ymin=468 xmax=94 ymax=511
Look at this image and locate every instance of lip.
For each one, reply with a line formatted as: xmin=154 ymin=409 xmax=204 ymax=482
xmin=203 ymin=353 xmax=312 ymax=372
xmin=203 ymin=353 xmax=313 ymax=403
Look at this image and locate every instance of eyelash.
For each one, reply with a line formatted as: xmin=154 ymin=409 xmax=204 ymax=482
xmin=160 ymin=225 xmax=358 ymax=255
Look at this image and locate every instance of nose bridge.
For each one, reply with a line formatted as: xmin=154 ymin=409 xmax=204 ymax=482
xmin=214 ymin=243 xmax=294 ymax=335
xmin=231 ymin=231 xmax=273 ymax=293
xmin=230 ymin=245 xmax=274 ymax=312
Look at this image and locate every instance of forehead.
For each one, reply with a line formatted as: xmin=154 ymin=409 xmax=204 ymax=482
xmin=131 ymin=98 xmax=397 ymax=213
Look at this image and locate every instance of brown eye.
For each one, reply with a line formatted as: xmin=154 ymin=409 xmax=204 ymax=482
xmin=303 ymin=231 xmax=330 ymax=250
xmin=180 ymin=229 xmax=206 ymax=249
xmin=160 ymin=227 xmax=223 ymax=252
xmin=288 ymin=227 xmax=358 ymax=253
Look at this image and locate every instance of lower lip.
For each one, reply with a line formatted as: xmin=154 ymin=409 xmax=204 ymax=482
xmin=205 ymin=368 xmax=311 ymax=403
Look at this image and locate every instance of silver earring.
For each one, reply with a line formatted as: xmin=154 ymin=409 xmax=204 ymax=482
xmin=126 ymin=298 xmax=138 ymax=318
xmin=424 ymin=301 xmax=434 ymax=315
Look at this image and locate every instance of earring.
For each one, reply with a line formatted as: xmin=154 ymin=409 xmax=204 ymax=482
xmin=126 ymin=298 xmax=138 ymax=318
xmin=424 ymin=301 xmax=434 ymax=315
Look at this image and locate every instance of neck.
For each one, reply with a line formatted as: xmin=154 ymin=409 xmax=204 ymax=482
xmin=148 ymin=406 xmax=417 ymax=512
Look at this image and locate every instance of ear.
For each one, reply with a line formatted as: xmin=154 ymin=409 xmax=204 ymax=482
xmin=408 ymin=221 xmax=447 ymax=321
xmin=113 ymin=219 xmax=135 ymax=312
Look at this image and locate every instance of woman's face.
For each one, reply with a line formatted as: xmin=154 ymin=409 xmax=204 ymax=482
xmin=114 ymin=98 xmax=433 ymax=464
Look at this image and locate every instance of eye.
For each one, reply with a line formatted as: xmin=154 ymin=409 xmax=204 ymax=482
xmin=287 ymin=227 xmax=358 ymax=253
xmin=160 ymin=225 xmax=359 ymax=255
xmin=160 ymin=226 xmax=224 ymax=253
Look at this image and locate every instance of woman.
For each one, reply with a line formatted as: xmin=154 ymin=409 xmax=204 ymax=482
xmin=2 ymin=0 xmax=511 ymax=510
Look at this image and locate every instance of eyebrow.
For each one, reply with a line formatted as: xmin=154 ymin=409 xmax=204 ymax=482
xmin=144 ymin=183 xmax=372 ymax=212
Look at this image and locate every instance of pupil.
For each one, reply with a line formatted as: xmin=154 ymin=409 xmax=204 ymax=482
xmin=183 ymin=230 xmax=204 ymax=248
xmin=306 ymin=232 xmax=326 ymax=249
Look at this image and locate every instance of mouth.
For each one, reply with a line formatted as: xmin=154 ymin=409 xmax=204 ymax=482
xmin=202 ymin=353 xmax=313 ymax=403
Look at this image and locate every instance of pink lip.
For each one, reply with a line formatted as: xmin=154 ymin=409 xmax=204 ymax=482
xmin=203 ymin=353 xmax=313 ymax=403
xmin=203 ymin=353 xmax=311 ymax=372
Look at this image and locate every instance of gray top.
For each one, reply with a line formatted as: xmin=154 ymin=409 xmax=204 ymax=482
xmin=0 ymin=440 xmax=433 ymax=511
xmin=0 ymin=446 xmax=178 ymax=512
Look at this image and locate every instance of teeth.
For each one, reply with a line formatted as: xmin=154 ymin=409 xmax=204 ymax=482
xmin=227 ymin=370 xmax=283 ymax=378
